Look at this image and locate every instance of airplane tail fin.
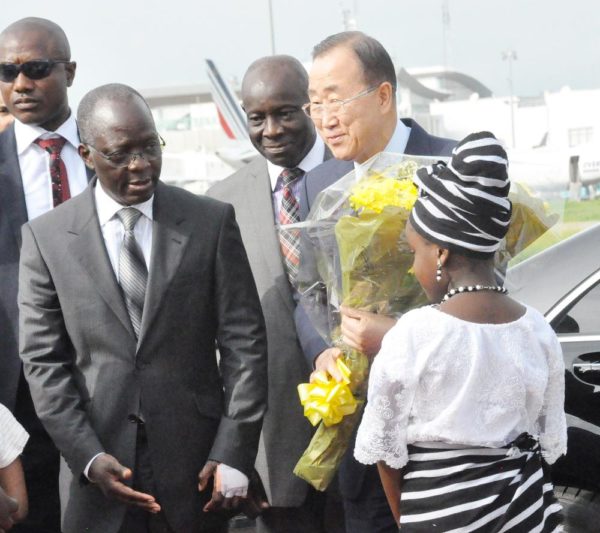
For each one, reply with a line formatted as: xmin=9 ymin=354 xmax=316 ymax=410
xmin=206 ymin=59 xmax=248 ymax=141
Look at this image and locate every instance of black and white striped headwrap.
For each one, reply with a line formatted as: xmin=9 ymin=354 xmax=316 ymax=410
xmin=410 ymin=131 xmax=512 ymax=258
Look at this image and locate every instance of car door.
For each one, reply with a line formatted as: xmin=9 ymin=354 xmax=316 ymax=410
xmin=546 ymin=267 xmax=600 ymax=492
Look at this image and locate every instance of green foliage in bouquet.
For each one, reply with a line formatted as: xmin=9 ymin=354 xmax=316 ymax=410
xmin=294 ymin=160 xmax=427 ymax=491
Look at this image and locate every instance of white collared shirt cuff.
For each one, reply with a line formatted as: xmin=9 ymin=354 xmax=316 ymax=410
xmin=83 ymin=452 xmax=106 ymax=480
xmin=216 ymin=463 xmax=249 ymax=498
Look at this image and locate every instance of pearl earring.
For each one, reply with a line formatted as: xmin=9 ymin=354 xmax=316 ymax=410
xmin=436 ymin=259 xmax=442 ymax=282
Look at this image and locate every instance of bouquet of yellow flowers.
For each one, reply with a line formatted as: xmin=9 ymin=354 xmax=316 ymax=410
xmin=286 ymin=152 xmax=558 ymax=491
xmin=290 ymin=153 xmax=437 ymax=491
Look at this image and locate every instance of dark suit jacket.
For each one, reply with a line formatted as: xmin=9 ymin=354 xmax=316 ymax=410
xmin=0 ymin=123 xmax=93 ymax=411
xmin=207 ymin=150 xmax=330 ymax=508
xmin=295 ymin=119 xmax=456 ymax=500
xmin=0 ymin=124 xmax=28 ymax=411
xmin=18 ymin=180 xmax=268 ymax=533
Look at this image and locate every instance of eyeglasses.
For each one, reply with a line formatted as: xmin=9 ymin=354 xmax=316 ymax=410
xmin=86 ymin=136 xmax=166 ymax=168
xmin=302 ymin=86 xmax=379 ymax=120
xmin=0 ymin=60 xmax=72 ymax=83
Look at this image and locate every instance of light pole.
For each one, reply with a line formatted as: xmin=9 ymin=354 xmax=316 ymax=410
xmin=268 ymin=0 xmax=276 ymax=55
xmin=502 ymin=49 xmax=517 ymax=147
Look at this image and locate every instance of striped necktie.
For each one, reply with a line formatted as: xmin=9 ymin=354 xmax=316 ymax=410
xmin=278 ymin=167 xmax=303 ymax=285
xmin=34 ymin=136 xmax=71 ymax=206
xmin=117 ymin=208 xmax=147 ymax=338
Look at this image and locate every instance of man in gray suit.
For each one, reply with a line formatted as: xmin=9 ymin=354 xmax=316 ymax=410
xmin=296 ymin=31 xmax=456 ymax=532
xmin=0 ymin=17 xmax=91 ymax=532
xmin=18 ymin=83 xmax=268 ymax=533
xmin=208 ymin=56 xmax=343 ymax=533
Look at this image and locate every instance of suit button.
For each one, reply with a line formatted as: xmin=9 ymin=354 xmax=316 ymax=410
xmin=128 ymin=414 xmax=144 ymax=425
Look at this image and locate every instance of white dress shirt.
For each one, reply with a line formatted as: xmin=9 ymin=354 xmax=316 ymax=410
xmin=15 ymin=113 xmax=89 ymax=220
xmin=83 ymin=183 xmax=154 ymax=478
xmin=94 ymin=181 xmax=154 ymax=277
xmin=267 ymin=135 xmax=325 ymax=217
xmin=353 ymin=119 xmax=411 ymax=177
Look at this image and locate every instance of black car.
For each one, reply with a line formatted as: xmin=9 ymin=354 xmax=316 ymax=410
xmin=507 ymin=222 xmax=600 ymax=531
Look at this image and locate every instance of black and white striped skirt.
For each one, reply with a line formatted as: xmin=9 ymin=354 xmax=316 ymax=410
xmin=399 ymin=435 xmax=562 ymax=532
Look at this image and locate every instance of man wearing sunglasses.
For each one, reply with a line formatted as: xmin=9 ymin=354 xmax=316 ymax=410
xmin=294 ymin=31 xmax=455 ymax=533
xmin=0 ymin=17 xmax=90 ymax=533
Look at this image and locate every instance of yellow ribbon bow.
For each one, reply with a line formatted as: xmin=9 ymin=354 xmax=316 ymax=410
xmin=297 ymin=358 xmax=358 ymax=427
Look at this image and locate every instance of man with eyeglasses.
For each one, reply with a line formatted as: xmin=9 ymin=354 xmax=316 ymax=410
xmin=18 ymin=83 xmax=267 ymax=533
xmin=208 ymin=55 xmax=345 ymax=533
xmin=295 ymin=31 xmax=455 ymax=533
xmin=0 ymin=17 xmax=91 ymax=533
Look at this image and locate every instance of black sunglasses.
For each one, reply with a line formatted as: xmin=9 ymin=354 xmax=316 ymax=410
xmin=0 ymin=60 xmax=71 ymax=83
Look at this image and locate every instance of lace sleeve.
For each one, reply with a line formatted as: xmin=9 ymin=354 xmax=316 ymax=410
xmin=538 ymin=333 xmax=567 ymax=464
xmin=354 ymin=320 xmax=418 ymax=469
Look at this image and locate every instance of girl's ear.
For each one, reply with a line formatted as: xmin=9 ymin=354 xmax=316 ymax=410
xmin=438 ymin=247 xmax=450 ymax=267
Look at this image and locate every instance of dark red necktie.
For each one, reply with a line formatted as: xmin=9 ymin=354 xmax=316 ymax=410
xmin=35 ymin=136 xmax=71 ymax=207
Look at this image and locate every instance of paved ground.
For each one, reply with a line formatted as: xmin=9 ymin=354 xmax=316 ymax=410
xmin=228 ymin=515 xmax=255 ymax=532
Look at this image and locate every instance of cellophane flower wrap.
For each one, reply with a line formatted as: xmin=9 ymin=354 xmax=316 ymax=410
xmin=289 ymin=153 xmax=437 ymax=491
xmin=283 ymin=152 xmax=558 ymax=491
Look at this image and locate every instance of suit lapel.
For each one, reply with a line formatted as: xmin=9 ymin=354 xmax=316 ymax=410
xmin=68 ymin=182 xmax=134 ymax=337
xmin=403 ymin=119 xmax=434 ymax=155
xmin=137 ymin=182 xmax=189 ymax=344
xmin=0 ymin=125 xmax=28 ymax=247
xmin=243 ymin=159 xmax=297 ymax=310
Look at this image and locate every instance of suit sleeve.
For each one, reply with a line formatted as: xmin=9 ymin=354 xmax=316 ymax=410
xmin=209 ymin=204 xmax=268 ymax=475
xmin=18 ymin=223 xmax=104 ymax=476
xmin=294 ymin=167 xmax=332 ymax=365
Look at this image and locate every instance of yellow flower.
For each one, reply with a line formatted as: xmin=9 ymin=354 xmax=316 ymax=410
xmin=349 ymin=174 xmax=418 ymax=215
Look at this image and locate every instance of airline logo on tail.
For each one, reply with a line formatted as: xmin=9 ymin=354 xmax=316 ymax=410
xmin=206 ymin=59 xmax=248 ymax=141
xmin=205 ymin=59 xmax=257 ymax=169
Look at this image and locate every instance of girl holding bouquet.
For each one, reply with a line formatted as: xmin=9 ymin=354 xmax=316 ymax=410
xmin=354 ymin=132 xmax=566 ymax=531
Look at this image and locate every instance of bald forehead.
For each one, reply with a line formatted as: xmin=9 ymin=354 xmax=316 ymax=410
xmin=0 ymin=18 xmax=70 ymax=58
xmin=243 ymin=57 xmax=307 ymax=92
xmin=94 ymin=96 xmax=151 ymax=125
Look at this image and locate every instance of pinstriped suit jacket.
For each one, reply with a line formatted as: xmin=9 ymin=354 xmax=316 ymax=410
xmin=19 ymin=180 xmax=267 ymax=533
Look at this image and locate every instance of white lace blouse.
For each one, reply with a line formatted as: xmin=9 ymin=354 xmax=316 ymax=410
xmin=354 ymin=304 xmax=567 ymax=469
xmin=0 ymin=403 xmax=28 ymax=468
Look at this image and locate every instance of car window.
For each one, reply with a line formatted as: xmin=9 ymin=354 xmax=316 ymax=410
xmin=555 ymin=280 xmax=600 ymax=334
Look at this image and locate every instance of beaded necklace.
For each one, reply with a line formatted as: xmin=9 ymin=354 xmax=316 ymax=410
xmin=442 ymin=284 xmax=508 ymax=303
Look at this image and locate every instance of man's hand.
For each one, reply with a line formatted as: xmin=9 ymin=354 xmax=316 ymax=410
xmin=198 ymin=461 xmax=243 ymax=513
xmin=0 ymin=486 xmax=19 ymax=532
xmin=340 ymin=306 xmax=397 ymax=357
xmin=311 ymin=347 xmax=344 ymax=382
xmin=88 ymin=454 xmax=160 ymax=513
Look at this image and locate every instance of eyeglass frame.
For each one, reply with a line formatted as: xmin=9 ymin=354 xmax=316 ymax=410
xmin=0 ymin=59 xmax=73 ymax=83
xmin=302 ymin=85 xmax=380 ymax=120
xmin=84 ymin=135 xmax=166 ymax=168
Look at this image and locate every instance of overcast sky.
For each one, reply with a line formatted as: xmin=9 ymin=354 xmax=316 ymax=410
xmin=3 ymin=0 xmax=599 ymax=106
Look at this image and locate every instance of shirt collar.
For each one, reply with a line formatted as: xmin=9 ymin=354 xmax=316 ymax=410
xmin=94 ymin=180 xmax=154 ymax=227
xmin=14 ymin=111 xmax=80 ymax=155
xmin=353 ymin=119 xmax=412 ymax=177
xmin=267 ymin=135 xmax=325 ymax=191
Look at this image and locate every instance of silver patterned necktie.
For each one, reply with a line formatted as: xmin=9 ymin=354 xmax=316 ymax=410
xmin=117 ymin=207 xmax=147 ymax=338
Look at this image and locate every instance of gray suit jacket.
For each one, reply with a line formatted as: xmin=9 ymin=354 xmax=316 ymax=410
xmin=207 ymin=151 xmax=330 ymax=508
xmin=0 ymin=123 xmax=93 ymax=411
xmin=294 ymin=119 xmax=456 ymax=500
xmin=19 ymin=180 xmax=268 ymax=533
